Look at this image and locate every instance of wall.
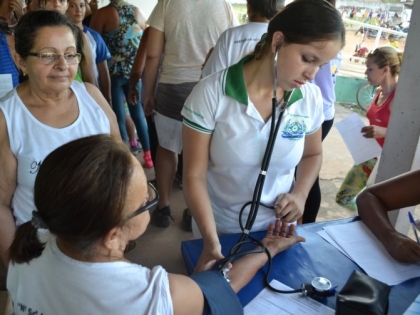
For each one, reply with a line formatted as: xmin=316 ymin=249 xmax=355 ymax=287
xmin=127 ymin=0 xmax=157 ymax=18
xmin=335 ymin=75 xmax=368 ymax=104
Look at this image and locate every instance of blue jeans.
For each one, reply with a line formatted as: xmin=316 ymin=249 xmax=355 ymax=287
xmin=110 ymin=75 xmax=150 ymax=150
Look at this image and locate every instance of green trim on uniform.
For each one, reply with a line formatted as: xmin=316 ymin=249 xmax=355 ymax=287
xmin=285 ymin=88 xmax=303 ymax=107
xmin=183 ymin=117 xmax=213 ymax=134
xmin=223 ymin=55 xmax=253 ymax=106
xmin=223 ymin=55 xmax=303 ymax=108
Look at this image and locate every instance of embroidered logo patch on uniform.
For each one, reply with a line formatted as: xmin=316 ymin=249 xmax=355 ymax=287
xmin=282 ymin=119 xmax=306 ymax=140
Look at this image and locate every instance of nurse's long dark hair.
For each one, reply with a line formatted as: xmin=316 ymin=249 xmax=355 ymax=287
xmin=253 ymin=0 xmax=346 ymax=60
xmin=8 ymin=135 xmax=134 ymax=264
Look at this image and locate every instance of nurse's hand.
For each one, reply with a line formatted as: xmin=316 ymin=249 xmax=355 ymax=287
xmin=273 ymin=192 xmax=305 ymax=222
xmin=193 ymin=240 xmax=224 ymax=273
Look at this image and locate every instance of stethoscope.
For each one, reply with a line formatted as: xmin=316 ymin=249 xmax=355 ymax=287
xmin=214 ymin=49 xmax=336 ymax=298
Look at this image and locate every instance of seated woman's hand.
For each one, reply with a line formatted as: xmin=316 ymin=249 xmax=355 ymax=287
xmin=262 ymin=220 xmax=306 ymax=257
xmin=385 ymin=233 xmax=420 ymax=264
xmin=274 ymin=192 xmax=305 ymax=222
xmin=193 ymin=240 xmax=224 ymax=273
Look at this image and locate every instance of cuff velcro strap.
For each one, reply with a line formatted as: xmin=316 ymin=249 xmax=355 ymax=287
xmin=189 ymin=270 xmax=244 ymax=315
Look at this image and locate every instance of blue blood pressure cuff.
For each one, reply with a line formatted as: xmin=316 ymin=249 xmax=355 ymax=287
xmin=189 ymin=270 xmax=244 ymax=315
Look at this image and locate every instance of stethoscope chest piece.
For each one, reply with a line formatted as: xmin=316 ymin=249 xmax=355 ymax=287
xmin=301 ymin=276 xmax=335 ymax=297
xmin=311 ymin=277 xmax=332 ymax=293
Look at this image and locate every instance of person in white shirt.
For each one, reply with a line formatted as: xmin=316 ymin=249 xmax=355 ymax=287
xmin=143 ymin=0 xmax=238 ymax=228
xmin=202 ymin=0 xmax=284 ymax=78
xmin=182 ymin=0 xmax=345 ymax=272
xmin=181 ymin=0 xmax=284 ymax=230
xmin=7 ymin=134 xmax=304 ymax=315
xmin=0 ymin=10 xmax=119 ymax=267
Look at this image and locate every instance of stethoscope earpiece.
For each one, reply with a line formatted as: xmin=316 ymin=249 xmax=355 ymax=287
xmin=273 ymin=50 xmax=278 ymax=100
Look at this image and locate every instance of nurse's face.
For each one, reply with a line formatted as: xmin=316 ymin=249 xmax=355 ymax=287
xmin=273 ymin=32 xmax=342 ymax=91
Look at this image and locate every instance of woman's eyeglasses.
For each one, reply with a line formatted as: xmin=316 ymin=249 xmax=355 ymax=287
xmin=126 ymin=182 xmax=159 ymax=220
xmin=27 ymin=52 xmax=82 ymax=65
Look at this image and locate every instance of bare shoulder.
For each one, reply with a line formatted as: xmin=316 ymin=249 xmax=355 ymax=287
xmin=82 ymin=82 xmax=121 ymax=139
xmin=168 ymin=273 xmax=204 ymax=315
xmin=90 ymin=4 xmax=118 ymax=30
xmin=97 ymin=4 xmax=115 ymax=14
xmin=83 ymin=82 xmax=110 ymax=108
xmin=83 ymin=81 xmax=100 ymax=95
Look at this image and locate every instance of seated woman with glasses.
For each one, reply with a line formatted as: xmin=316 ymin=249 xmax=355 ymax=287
xmin=7 ymin=134 xmax=304 ymax=314
xmin=0 ymin=10 xmax=120 ymax=268
xmin=336 ymin=46 xmax=403 ymax=211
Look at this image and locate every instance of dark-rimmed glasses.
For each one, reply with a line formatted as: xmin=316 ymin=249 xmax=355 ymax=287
xmin=27 ymin=52 xmax=81 ymax=65
xmin=126 ymin=182 xmax=159 ymax=220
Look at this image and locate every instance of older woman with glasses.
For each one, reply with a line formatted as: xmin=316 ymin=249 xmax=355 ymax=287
xmin=336 ymin=46 xmax=403 ymax=211
xmin=41 ymin=0 xmax=96 ymax=85
xmin=0 ymin=10 xmax=120 ymax=268
xmin=7 ymin=134 xmax=304 ymax=315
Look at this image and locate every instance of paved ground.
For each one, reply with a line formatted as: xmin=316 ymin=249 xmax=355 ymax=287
xmin=311 ymin=104 xmax=362 ymax=221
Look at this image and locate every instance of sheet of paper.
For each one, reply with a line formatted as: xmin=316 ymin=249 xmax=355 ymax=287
xmin=322 ymin=221 xmax=420 ymax=285
xmin=244 ymin=279 xmax=334 ymax=315
xmin=334 ymin=113 xmax=382 ymax=164
xmin=317 ymin=230 xmax=351 ymax=259
xmin=0 ymin=74 xmax=13 ymax=99
xmin=403 ymin=293 xmax=420 ymax=314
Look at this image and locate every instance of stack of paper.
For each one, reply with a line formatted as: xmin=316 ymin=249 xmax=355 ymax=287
xmin=403 ymin=293 xmax=420 ymax=314
xmin=244 ymin=280 xmax=334 ymax=315
xmin=317 ymin=221 xmax=420 ymax=285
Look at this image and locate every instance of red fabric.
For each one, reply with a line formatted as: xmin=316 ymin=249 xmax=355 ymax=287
xmin=366 ymin=89 xmax=394 ymax=147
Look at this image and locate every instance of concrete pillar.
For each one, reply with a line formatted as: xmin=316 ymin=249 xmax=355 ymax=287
xmin=374 ymin=1 xmax=420 ymax=233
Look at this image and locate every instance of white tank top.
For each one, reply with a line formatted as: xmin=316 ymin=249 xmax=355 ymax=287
xmin=7 ymin=234 xmax=174 ymax=315
xmin=0 ymin=81 xmax=111 ymax=226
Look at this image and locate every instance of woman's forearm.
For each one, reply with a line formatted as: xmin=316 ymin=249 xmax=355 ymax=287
xmin=143 ymin=56 xmax=160 ymax=100
xmin=357 ymin=190 xmax=397 ymax=245
xmin=143 ymin=28 xmax=164 ymax=102
xmin=129 ymin=27 xmax=149 ymax=87
xmin=0 ymin=206 xmax=16 ymax=266
xmin=183 ymin=175 xmax=219 ymax=245
xmin=294 ymin=153 xmax=322 ymax=198
xmin=357 ymin=169 xmax=420 ymax=244
xmin=228 ymin=251 xmax=268 ymax=292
